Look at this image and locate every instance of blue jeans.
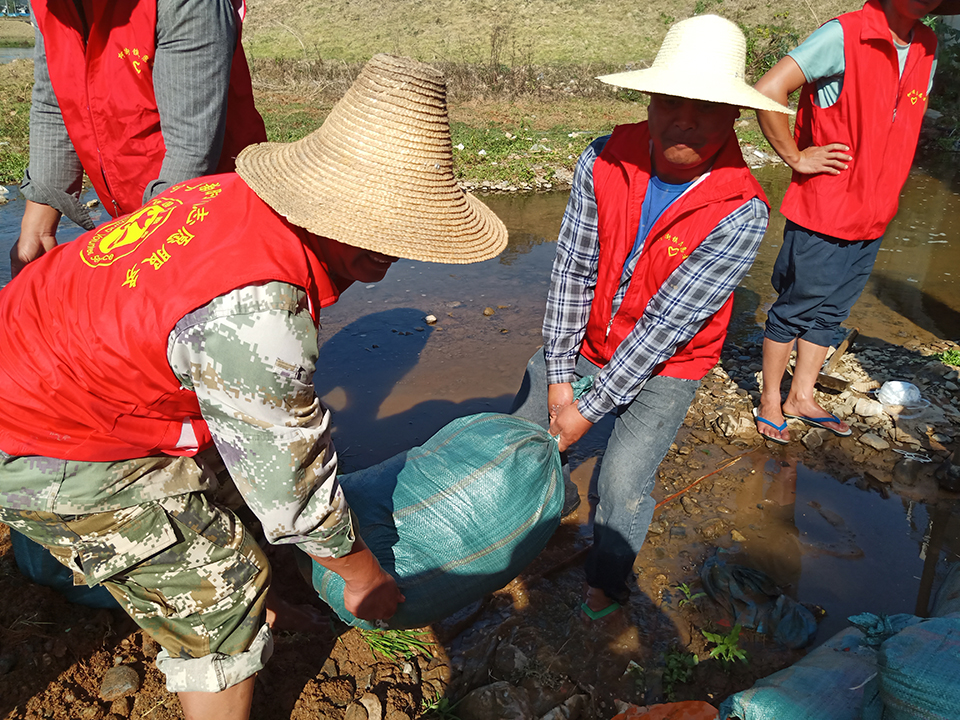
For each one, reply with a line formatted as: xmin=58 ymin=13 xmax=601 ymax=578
xmin=511 ymin=349 xmax=699 ymax=602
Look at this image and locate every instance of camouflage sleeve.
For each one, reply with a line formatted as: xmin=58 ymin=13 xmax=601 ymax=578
xmin=167 ymin=281 xmax=354 ymax=559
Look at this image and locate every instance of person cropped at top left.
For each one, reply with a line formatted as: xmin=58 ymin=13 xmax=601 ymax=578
xmin=12 ymin=0 xmax=266 ymax=277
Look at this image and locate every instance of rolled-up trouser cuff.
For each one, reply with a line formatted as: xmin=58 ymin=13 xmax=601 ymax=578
xmin=157 ymin=623 xmax=273 ymax=693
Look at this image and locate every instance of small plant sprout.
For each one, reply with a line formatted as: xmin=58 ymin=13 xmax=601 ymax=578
xmin=675 ymin=582 xmax=706 ymax=607
xmin=662 ymin=646 xmax=698 ymax=701
xmin=359 ymin=628 xmax=435 ymax=661
xmin=421 ymin=692 xmax=462 ymax=720
xmin=702 ymin=624 xmax=749 ymax=667
xmin=936 ymin=348 xmax=960 ymax=367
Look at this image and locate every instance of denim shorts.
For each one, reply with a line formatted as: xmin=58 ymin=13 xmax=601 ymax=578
xmin=764 ymin=220 xmax=881 ymax=347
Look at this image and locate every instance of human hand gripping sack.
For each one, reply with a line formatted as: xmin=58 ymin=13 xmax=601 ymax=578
xmin=549 ymin=402 xmax=593 ymax=453
xmin=311 ymin=537 xmax=405 ymax=621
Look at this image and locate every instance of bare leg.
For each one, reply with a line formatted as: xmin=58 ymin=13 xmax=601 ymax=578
xmin=781 ymin=339 xmax=849 ymax=434
xmin=178 ymin=675 xmax=255 ymax=720
xmin=757 ymin=337 xmax=795 ymax=442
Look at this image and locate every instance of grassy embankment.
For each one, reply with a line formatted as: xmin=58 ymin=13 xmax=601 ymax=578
xmin=7 ymin=1 xmax=958 ymax=188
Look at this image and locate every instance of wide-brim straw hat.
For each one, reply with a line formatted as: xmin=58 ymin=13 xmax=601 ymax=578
xmin=236 ymin=54 xmax=508 ymax=264
xmin=596 ymin=15 xmax=792 ymax=114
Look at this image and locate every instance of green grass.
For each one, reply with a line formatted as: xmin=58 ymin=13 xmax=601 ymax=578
xmin=0 ymin=60 xmax=31 ymax=184
xmin=936 ymin=348 xmax=960 ymax=367
xmin=359 ymin=628 xmax=435 ymax=661
xmin=241 ymin=0 xmax=846 ymax=66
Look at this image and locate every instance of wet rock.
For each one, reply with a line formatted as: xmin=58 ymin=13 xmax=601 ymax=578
xmin=669 ymin=525 xmax=687 ymax=539
xmin=698 ymin=518 xmax=725 ymax=540
xmin=539 ymin=693 xmax=589 ymax=720
xmin=715 ymin=408 xmax=753 ymax=438
xmin=483 ymin=307 xmax=496 ymax=316
xmin=345 ymin=702 xmax=369 ymax=720
xmin=894 ymin=426 xmax=923 ymax=448
xmin=893 ymin=458 xmax=923 ymax=486
xmin=855 ymin=398 xmax=885 ymax=417
xmin=99 ymin=665 xmax=140 ymax=701
xmin=680 ymin=496 xmax=701 ymax=515
xmin=359 ymin=692 xmax=383 ymax=720
xmin=458 ymin=681 xmax=532 ymax=720
xmin=936 ymin=458 xmax=960 ymax=492
xmin=494 ymin=643 xmax=529 ymax=676
xmin=731 ymin=529 xmax=747 ymax=543
xmin=864 ymin=468 xmax=891 ymax=485
xmin=802 ymin=429 xmax=827 ymax=449
xmin=860 ymin=433 xmax=890 ymax=451
xmin=401 ymin=659 xmax=420 ymax=684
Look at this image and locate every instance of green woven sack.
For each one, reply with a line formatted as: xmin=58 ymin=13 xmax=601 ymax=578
xmin=312 ymin=412 xmax=563 ymax=629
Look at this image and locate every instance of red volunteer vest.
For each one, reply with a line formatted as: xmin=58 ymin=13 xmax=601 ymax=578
xmin=0 ymin=174 xmax=348 ymax=461
xmin=780 ymin=0 xmax=936 ymax=241
xmin=582 ymin=122 xmax=767 ymax=380
xmin=31 ymin=0 xmax=267 ymax=218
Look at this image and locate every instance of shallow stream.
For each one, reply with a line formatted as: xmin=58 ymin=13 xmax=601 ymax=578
xmin=2 ymin=158 xmax=960 ymax=648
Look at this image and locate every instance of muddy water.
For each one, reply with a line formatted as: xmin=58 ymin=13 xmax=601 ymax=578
xmin=1 ymin=161 xmax=960 ymax=647
xmin=0 ymin=47 xmax=32 ymax=64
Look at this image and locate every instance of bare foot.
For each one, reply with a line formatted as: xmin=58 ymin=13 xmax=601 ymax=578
xmin=265 ymin=590 xmax=329 ymax=634
xmin=755 ymin=400 xmax=790 ymax=443
xmin=580 ymin=586 xmax=622 ymax=623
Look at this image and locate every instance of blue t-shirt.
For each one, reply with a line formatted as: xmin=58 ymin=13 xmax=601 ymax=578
xmin=622 ymin=176 xmax=694 ymax=275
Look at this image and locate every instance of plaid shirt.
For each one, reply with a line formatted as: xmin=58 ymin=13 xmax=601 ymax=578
xmin=543 ymin=136 xmax=768 ymax=423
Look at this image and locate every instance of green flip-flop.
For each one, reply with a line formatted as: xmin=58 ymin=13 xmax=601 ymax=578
xmin=580 ymin=600 xmax=621 ymax=621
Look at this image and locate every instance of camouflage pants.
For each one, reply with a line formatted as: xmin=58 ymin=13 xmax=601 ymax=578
xmin=0 ymin=489 xmax=273 ymax=692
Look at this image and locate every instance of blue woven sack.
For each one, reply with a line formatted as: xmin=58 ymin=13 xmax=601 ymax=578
xmin=867 ymin=616 xmax=960 ymax=720
xmin=10 ymin=529 xmax=119 ymax=609
xmin=312 ymin=412 xmax=563 ymax=629
xmin=720 ymin=626 xmax=879 ymax=720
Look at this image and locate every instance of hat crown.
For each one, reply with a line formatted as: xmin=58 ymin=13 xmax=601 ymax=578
xmin=650 ymin=15 xmax=746 ymax=83
xmin=236 ymin=54 xmax=508 ymax=264
xmin=593 ymin=13 xmax=792 ymax=114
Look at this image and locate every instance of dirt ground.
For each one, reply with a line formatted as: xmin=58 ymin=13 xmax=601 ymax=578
xmin=3 ymin=322 xmax=959 ymax=719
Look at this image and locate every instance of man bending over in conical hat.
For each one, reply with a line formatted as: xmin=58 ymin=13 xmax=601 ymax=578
xmin=0 ymin=54 xmax=507 ymax=719
xmin=511 ymin=15 xmax=790 ymax=622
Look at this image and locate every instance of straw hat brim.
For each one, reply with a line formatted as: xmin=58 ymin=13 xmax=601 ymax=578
xmin=597 ymin=68 xmax=793 ymax=114
xmin=238 ymin=140 xmax=508 ymax=265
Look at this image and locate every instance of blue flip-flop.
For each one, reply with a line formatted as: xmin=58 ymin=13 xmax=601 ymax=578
xmin=783 ymin=412 xmax=852 ymax=437
xmin=753 ymin=407 xmax=789 ymax=445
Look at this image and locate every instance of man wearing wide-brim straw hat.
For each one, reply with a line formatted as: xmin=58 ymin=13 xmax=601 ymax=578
xmin=0 ymin=54 xmax=505 ymax=719
xmin=511 ymin=15 xmax=791 ymax=622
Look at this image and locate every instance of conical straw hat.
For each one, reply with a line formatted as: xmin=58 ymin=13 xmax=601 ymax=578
xmin=596 ymin=15 xmax=792 ymax=114
xmin=236 ymin=54 xmax=508 ymax=264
